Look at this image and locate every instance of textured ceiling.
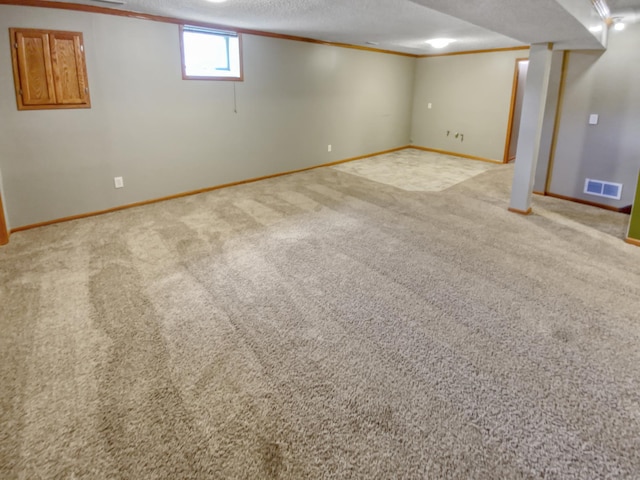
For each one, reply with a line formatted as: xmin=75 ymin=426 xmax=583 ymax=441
xmin=34 ymin=0 xmax=640 ymax=54
xmin=410 ymin=0 xmax=604 ymax=50
xmin=609 ymin=0 xmax=640 ymax=8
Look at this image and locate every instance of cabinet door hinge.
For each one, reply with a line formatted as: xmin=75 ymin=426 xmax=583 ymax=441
xmin=80 ymin=45 xmax=84 ymax=52
xmin=19 ymin=89 xmax=23 ymax=96
xmin=14 ymin=42 xmax=18 ymax=49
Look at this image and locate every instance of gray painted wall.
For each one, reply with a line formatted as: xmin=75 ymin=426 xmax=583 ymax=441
xmin=2 ymin=3 xmax=637 ymax=231
xmin=0 ymin=5 xmax=415 ymax=228
xmin=411 ymin=49 xmax=528 ymax=162
xmin=549 ymin=22 xmax=640 ymax=208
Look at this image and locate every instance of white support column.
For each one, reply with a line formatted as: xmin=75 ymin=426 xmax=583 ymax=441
xmin=509 ymin=43 xmax=557 ymax=215
xmin=532 ymin=50 xmax=564 ymax=193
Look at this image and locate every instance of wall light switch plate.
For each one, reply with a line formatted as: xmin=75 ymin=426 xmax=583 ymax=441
xmin=114 ymin=176 xmax=124 ymax=188
xmin=589 ymin=114 xmax=599 ymax=125
xmin=428 ymin=103 xmax=432 ymax=109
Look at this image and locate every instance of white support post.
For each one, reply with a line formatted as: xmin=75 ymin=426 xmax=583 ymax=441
xmin=509 ymin=43 xmax=558 ymax=215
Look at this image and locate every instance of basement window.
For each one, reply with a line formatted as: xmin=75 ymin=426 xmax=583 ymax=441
xmin=180 ymin=25 xmax=242 ymax=81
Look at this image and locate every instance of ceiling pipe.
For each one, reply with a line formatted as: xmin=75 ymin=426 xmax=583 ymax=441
xmin=591 ymin=0 xmax=610 ymax=20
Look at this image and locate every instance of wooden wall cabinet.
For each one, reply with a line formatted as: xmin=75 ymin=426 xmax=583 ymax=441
xmin=9 ymin=28 xmax=91 ymax=110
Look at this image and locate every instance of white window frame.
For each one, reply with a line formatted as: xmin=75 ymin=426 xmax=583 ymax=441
xmin=180 ymin=25 xmax=243 ymax=81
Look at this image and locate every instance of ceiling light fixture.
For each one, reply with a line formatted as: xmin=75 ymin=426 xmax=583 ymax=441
xmin=425 ymin=38 xmax=455 ymax=49
xmin=589 ymin=25 xmax=603 ymax=32
xmin=614 ymin=22 xmax=626 ymax=31
xmin=206 ymin=0 xmax=228 ymax=3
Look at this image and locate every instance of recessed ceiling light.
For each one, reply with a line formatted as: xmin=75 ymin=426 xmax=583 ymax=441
xmin=589 ymin=25 xmax=603 ymax=33
xmin=614 ymin=22 xmax=625 ymax=31
xmin=206 ymin=0 xmax=228 ymax=3
xmin=425 ymin=38 xmax=455 ymax=49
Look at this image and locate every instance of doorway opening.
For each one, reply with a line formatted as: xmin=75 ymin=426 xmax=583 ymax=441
xmin=503 ymin=58 xmax=529 ymax=163
xmin=0 ymin=192 xmax=8 ymax=246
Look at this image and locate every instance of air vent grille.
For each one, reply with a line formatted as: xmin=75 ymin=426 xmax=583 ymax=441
xmin=584 ymin=178 xmax=623 ymax=200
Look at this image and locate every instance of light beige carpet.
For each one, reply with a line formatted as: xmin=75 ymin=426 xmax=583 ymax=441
xmin=1 ymin=150 xmax=639 ymax=479
xmin=331 ymin=149 xmax=498 ymax=191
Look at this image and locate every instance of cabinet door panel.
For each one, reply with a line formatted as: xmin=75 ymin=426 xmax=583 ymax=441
xmin=50 ymin=32 xmax=89 ymax=105
xmin=15 ymin=31 xmax=57 ymax=105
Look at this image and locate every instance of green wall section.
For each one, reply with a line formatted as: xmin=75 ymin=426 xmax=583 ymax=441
xmin=628 ymin=171 xmax=640 ymax=241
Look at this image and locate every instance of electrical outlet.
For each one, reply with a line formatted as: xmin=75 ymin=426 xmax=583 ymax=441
xmin=328 ymin=144 xmax=332 ymax=152
xmin=114 ymin=176 xmax=124 ymax=188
